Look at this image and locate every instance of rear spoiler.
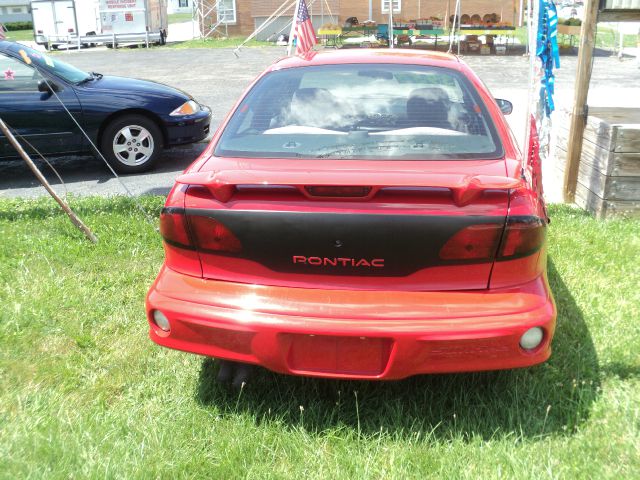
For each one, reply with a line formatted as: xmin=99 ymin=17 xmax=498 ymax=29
xmin=176 ymin=170 xmax=524 ymax=206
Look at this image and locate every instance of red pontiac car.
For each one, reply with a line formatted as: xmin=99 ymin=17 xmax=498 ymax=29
xmin=146 ymin=49 xmax=556 ymax=382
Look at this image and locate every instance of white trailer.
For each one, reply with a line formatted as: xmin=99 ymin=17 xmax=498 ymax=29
xmin=99 ymin=0 xmax=168 ymax=46
xmin=31 ymin=0 xmax=100 ymax=48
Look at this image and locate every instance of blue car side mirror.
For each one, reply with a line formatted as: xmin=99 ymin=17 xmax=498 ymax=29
xmin=38 ymin=80 xmax=60 ymax=94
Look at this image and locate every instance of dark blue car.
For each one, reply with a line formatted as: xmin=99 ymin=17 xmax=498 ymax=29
xmin=0 ymin=41 xmax=211 ymax=173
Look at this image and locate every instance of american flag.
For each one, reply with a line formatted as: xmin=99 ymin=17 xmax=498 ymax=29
xmin=0 ymin=24 xmax=6 ymax=41
xmin=294 ymin=0 xmax=317 ymax=56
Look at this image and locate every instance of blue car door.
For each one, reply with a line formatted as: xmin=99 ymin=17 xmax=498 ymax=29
xmin=0 ymin=52 xmax=83 ymax=159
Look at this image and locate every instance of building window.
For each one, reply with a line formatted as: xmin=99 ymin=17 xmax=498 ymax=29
xmin=381 ymin=0 xmax=401 ymax=13
xmin=12 ymin=6 xmax=26 ymax=14
xmin=179 ymin=0 xmax=188 ymax=7
xmin=217 ymin=0 xmax=236 ymax=24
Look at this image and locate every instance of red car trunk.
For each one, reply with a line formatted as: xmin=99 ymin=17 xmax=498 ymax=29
xmin=147 ymin=50 xmax=556 ymax=380
xmin=160 ymin=156 xmax=523 ymax=292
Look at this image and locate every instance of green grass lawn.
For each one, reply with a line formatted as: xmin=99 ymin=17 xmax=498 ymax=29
xmin=3 ymin=29 xmax=34 ymax=42
xmin=594 ymin=25 xmax=638 ymax=48
xmin=167 ymin=36 xmax=274 ymax=49
xmin=0 ymin=198 xmax=638 ymax=478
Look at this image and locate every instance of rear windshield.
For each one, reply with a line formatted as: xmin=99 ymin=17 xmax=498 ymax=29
xmin=215 ymin=63 xmax=503 ymax=160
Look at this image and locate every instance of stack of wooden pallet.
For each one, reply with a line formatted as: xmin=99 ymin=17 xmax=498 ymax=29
xmin=555 ymin=107 xmax=640 ymax=219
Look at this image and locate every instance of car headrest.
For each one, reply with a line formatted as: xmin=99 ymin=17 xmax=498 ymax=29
xmin=408 ymin=87 xmax=450 ymax=103
xmin=293 ymin=88 xmax=337 ymax=104
xmin=406 ymin=87 xmax=452 ymax=129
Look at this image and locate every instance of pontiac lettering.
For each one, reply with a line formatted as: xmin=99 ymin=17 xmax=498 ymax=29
xmin=292 ymin=256 xmax=384 ymax=267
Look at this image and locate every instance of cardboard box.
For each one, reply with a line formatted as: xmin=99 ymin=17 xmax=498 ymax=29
xmin=558 ymin=24 xmax=581 ymax=36
xmin=467 ymin=41 xmax=481 ymax=52
xmin=480 ymin=45 xmax=491 ymax=55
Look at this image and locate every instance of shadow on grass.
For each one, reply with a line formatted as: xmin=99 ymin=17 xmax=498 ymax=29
xmin=196 ymin=259 xmax=600 ymax=440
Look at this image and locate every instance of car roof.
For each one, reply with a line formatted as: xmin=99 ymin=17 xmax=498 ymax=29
xmin=269 ymin=49 xmax=463 ymax=72
xmin=0 ymin=40 xmax=25 ymax=56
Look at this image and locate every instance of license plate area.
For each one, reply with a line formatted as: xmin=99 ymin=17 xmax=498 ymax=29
xmin=285 ymin=334 xmax=392 ymax=376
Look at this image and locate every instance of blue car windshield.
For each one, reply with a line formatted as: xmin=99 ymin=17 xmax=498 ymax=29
xmin=11 ymin=44 xmax=90 ymax=84
xmin=215 ymin=64 xmax=503 ymax=160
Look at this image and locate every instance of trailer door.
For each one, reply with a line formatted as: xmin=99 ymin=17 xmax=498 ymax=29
xmin=54 ymin=0 xmax=78 ymax=36
xmin=31 ymin=1 xmax=56 ymax=41
xmin=74 ymin=0 xmax=100 ymax=35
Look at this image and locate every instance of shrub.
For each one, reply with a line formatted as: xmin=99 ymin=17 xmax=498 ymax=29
xmin=3 ymin=21 xmax=33 ymax=31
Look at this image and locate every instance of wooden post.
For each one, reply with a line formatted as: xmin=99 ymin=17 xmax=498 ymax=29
xmin=562 ymin=0 xmax=600 ymax=203
xmin=518 ymin=0 xmax=524 ymax=27
xmin=0 ymin=118 xmax=98 ymax=244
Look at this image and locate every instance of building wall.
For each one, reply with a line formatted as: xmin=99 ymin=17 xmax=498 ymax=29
xmin=253 ymin=14 xmax=334 ymax=41
xmin=203 ymin=0 xmax=521 ymax=38
xmin=0 ymin=2 xmax=31 ymax=24
xmin=335 ymin=0 xmax=519 ymax=26
xmin=223 ymin=0 xmax=252 ymax=36
xmin=203 ymin=0 xmax=341 ymax=38
xmin=251 ymin=0 xmax=339 ymax=17
xmin=203 ymin=0 xmax=253 ymax=37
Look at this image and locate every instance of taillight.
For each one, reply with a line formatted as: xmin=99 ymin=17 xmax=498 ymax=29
xmin=498 ymin=217 xmax=546 ymax=259
xmin=159 ymin=209 xmax=242 ymax=253
xmin=160 ymin=209 xmax=191 ymax=248
xmin=439 ymin=224 xmax=503 ymax=261
xmin=188 ymin=215 xmax=242 ymax=253
xmin=439 ymin=216 xmax=546 ymax=263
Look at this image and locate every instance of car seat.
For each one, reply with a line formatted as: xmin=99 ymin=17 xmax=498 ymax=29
xmin=405 ymin=87 xmax=452 ymax=130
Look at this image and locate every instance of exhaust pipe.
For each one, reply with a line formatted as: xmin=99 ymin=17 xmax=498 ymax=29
xmin=232 ymin=363 xmax=253 ymax=389
xmin=216 ymin=359 xmax=253 ymax=388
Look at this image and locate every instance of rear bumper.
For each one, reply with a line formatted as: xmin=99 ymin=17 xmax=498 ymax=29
xmin=146 ymin=267 xmax=556 ymax=380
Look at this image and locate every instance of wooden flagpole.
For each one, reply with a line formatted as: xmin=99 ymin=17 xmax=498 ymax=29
xmin=0 ymin=117 xmax=98 ymax=244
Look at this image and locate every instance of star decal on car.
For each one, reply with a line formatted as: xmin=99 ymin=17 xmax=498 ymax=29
xmin=3 ymin=68 xmax=15 ymax=80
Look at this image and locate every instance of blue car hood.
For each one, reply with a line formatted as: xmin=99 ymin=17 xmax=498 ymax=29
xmin=77 ymin=75 xmax=192 ymax=102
